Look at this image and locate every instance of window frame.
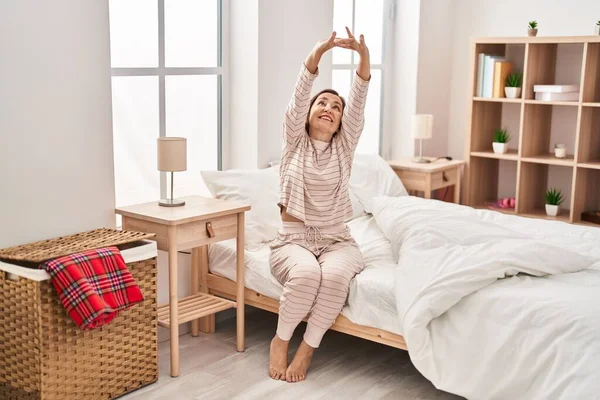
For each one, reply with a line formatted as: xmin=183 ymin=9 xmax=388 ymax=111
xmin=110 ymin=0 xmax=227 ymax=200
xmin=332 ymin=0 xmax=393 ymax=156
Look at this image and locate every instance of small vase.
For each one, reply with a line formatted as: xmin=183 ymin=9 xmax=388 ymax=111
xmin=493 ymin=142 xmax=508 ymax=154
xmin=595 ymin=25 xmax=600 ymax=35
xmin=505 ymin=87 xmax=522 ymax=99
xmin=545 ymin=204 xmax=560 ymax=217
xmin=554 ymin=147 xmax=567 ymax=158
xmin=528 ymin=28 xmax=538 ymax=37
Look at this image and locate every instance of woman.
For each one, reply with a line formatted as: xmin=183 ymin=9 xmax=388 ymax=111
xmin=269 ymin=27 xmax=371 ymax=383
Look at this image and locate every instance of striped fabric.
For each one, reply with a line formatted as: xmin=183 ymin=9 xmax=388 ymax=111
xmin=278 ymin=63 xmax=369 ymax=227
xmin=43 ymin=246 xmax=144 ymax=330
xmin=269 ymin=225 xmax=365 ymax=348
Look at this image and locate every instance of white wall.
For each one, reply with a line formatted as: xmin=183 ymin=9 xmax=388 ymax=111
xmin=0 ymin=0 xmax=115 ymax=248
xmin=386 ymin=0 xmax=421 ymax=159
xmin=447 ymin=0 xmax=600 ymax=160
xmin=227 ymin=0 xmax=334 ymax=169
xmin=229 ymin=0 xmax=259 ymax=169
xmin=415 ymin=0 xmax=454 ymax=158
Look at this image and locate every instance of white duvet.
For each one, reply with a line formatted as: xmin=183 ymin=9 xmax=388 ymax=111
xmin=371 ymin=196 xmax=600 ymax=400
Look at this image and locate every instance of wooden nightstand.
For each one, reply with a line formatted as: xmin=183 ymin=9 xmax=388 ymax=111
xmin=115 ymin=195 xmax=251 ymax=378
xmin=388 ymin=158 xmax=466 ymax=204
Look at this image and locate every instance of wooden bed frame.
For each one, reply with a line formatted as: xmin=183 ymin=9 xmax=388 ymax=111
xmin=194 ymin=245 xmax=407 ymax=350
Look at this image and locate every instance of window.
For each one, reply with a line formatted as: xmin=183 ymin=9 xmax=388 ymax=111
xmin=109 ymin=0 xmax=224 ymax=208
xmin=332 ymin=0 xmax=388 ymax=155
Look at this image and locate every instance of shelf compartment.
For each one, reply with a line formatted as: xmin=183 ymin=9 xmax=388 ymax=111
xmin=468 ymin=157 xmax=517 ymax=210
xmin=524 ymin=99 xmax=579 ymax=106
xmin=572 ymin=167 xmax=600 ymax=225
xmin=471 ymin=149 xmax=519 ymax=160
xmin=582 ymin=43 xmax=600 ymax=103
xmin=521 ymin=154 xmax=575 ymax=166
xmin=577 ymin=161 xmax=600 ymax=170
xmin=521 ymin=103 xmax=578 ymax=159
xmin=524 ymin=43 xmax=583 ymax=100
xmin=473 ymin=43 xmax=526 ymax=98
xmin=470 ymin=101 xmax=521 ymax=153
xmin=577 ymin=106 xmax=600 ymax=163
xmin=519 ymin=209 xmax=571 ymax=223
xmin=157 ymin=292 xmax=236 ymax=329
xmin=517 ymin=162 xmax=573 ymax=221
xmin=473 ymin=97 xmax=522 ymax=103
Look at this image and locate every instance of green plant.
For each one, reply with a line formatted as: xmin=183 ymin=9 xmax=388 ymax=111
xmin=505 ymin=72 xmax=522 ymax=88
xmin=528 ymin=20 xmax=538 ymax=29
xmin=545 ymin=188 xmax=564 ymax=206
xmin=596 ymin=20 xmax=600 ymax=26
xmin=493 ymin=128 xmax=511 ymax=143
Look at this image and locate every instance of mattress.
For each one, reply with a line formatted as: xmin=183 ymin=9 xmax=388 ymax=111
xmin=208 ymin=215 xmax=402 ymax=335
xmin=0 ymin=239 xmax=158 ymax=281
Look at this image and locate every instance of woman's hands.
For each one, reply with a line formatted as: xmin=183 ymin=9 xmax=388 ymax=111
xmin=304 ymin=28 xmax=371 ymax=81
xmin=335 ymin=27 xmax=370 ymax=60
xmin=305 ymin=31 xmax=337 ymax=74
xmin=335 ymin=27 xmax=371 ymax=81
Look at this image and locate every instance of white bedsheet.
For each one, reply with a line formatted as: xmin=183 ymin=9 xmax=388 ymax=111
xmin=208 ymin=215 xmax=402 ymax=334
xmin=371 ymin=196 xmax=600 ymax=400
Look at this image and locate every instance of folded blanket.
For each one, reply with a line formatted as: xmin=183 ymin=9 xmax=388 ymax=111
xmin=42 ymin=246 xmax=144 ymax=330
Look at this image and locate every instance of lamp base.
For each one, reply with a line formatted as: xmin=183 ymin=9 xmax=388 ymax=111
xmin=158 ymin=198 xmax=186 ymax=207
xmin=413 ymin=157 xmax=431 ymax=164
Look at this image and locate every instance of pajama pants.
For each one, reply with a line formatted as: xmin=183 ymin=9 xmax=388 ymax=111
xmin=269 ymin=222 xmax=365 ymax=348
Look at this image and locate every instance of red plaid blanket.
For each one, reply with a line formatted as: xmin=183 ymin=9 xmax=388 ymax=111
xmin=42 ymin=246 xmax=144 ymax=330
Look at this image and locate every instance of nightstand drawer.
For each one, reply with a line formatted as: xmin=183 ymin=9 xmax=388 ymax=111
xmin=177 ymin=214 xmax=238 ymax=250
xmin=431 ymin=169 xmax=457 ymax=190
xmin=122 ymin=213 xmax=239 ymax=252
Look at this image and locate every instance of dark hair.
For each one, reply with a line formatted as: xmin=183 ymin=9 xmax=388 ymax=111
xmin=305 ymin=89 xmax=346 ymax=135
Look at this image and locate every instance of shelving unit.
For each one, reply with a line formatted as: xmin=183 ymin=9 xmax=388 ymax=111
xmin=465 ymin=36 xmax=600 ymax=226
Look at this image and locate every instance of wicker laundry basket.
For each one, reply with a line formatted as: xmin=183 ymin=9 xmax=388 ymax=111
xmin=0 ymin=228 xmax=159 ymax=400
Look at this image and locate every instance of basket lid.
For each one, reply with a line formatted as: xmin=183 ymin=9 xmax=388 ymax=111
xmin=0 ymin=228 xmax=155 ymax=264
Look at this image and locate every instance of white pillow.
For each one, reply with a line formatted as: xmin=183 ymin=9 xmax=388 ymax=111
xmin=201 ymin=167 xmax=282 ymax=250
xmin=350 ymin=153 xmax=408 ymax=213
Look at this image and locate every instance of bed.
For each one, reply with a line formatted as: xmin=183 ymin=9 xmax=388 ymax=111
xmin=198 ymin=154 xmax=409 ymax=349
xmin=199 ymin=154 xmax=600 ymax=399
xmin=203 ymin=214 xmax=404 ymax=348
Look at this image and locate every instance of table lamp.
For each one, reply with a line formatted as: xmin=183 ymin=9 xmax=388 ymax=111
xmin=157 ymin=137 xmax=187 ymax=207
xmin=412 ymin=114 xmax=433 ymax=163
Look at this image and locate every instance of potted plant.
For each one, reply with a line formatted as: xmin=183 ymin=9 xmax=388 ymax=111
xmin=528 ymin=21 xmax=538 ymax=36
xmin=545 ymin=188 xmax=564 ymax=217
xmin=492 ymin=128 xmax=511 ymax=154
xmin=596 ymin=20 xmax=600 ymax=35
xmin=505 ymin=72 xmax=522 ymax=98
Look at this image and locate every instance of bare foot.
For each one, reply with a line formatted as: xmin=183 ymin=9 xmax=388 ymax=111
xmin=286 ymin=340 xmax=315 ymax=383
xmin=269 ymin=335 xmax=289 ymax=380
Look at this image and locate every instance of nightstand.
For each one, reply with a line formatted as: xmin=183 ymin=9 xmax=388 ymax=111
xmin=388 ymin=158 xmax=466 ymax=204
xmin=115 ymin=195 xmax=251 ymax=378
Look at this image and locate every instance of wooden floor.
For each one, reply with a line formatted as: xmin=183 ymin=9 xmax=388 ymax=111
xmin=121 ymin=308 xmax=462 ymax=400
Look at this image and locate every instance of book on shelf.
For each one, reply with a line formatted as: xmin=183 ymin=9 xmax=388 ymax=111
xmin=493 ymin=61 xmax=513 ymax=98
xmin=476 ymin=54 xmax=512 ymax=98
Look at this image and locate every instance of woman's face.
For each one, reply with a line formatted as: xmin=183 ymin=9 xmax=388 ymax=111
xmin=307 ymin=93 xmax=343 ymax=138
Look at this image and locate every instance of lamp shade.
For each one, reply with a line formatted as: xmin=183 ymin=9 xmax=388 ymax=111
xmin=157 ymin=137 xmax=187 ymax=172
xmin=411 ymin=114 xmax=433 ymax=139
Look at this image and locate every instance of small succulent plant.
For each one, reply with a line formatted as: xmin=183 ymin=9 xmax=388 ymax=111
xmin=493 ymin=128 xmax=511 ymax=143
xmin=545 ymin=188 xmax=564 ymax=206
xmin=528 ymin=21 xmax=538 ymax=29
xmin=505 ymin=72 xmax=522 ymax=88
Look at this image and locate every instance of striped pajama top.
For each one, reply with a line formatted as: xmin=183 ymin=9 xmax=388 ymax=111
xmin=278 ymin=63 xmax=369 ymax=228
